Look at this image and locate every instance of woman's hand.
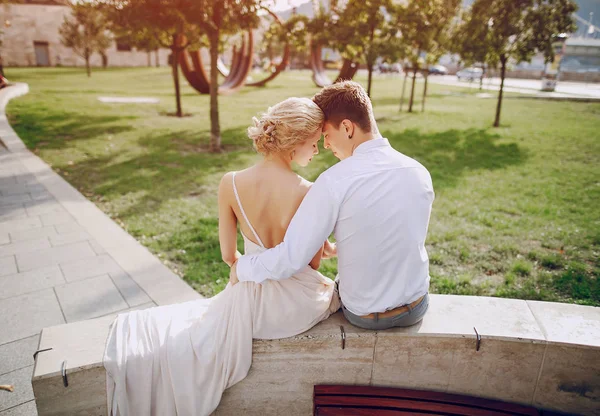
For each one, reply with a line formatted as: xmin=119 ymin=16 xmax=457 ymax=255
xmin=322 ymin=240 xmax=337 ymax=259
xmin=229 ymin=261 xmax=239 ymax=286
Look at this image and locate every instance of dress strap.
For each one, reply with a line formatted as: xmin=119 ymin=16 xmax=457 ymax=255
xmin=232 ymin=172 xmax=265 ymax=248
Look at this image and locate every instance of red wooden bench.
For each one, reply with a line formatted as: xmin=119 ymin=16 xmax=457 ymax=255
xmin=314 ymin=385 xmax=542 ymax=415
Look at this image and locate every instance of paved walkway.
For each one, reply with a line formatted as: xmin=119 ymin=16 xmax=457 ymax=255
xmin=427 ymin=75 xmax=600 ymax=100
xmin=0 ymin=84 xmax=200 ymax=415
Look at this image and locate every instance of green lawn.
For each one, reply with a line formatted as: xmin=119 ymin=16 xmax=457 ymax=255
xmin=5 ymin=67 xmax=600 ymax=305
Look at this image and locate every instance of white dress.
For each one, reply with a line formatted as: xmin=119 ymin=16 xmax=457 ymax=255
xmin=103 ymin=173 xmax=340 ymax=416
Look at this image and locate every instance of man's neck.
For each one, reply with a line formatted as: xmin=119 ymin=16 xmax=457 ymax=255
xmin=350 ymin=132 xmax=378 ymax=156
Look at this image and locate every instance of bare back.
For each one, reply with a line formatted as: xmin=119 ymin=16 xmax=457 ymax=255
xmin=225 ymin=164 xmax=311 ymax=248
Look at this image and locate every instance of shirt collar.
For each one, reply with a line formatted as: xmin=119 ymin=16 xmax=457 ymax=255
xmin=353 ymin=137 xmax=390 ymax=155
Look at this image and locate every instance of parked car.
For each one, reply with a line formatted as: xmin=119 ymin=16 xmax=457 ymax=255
xmin=428 ymin=65 xmax=448 ymax=75
xmin=378 ymin=62 xmax=402 ymax=73
xmin=456 ymin=67 xmax=483 ymax=81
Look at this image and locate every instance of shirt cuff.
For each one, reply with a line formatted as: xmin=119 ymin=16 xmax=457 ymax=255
xmin=236 ymin=255 xmax=259 ymax=283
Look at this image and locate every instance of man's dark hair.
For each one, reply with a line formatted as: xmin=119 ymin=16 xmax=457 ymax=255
xmin=312 ymin=81 xmax=374 ymax=133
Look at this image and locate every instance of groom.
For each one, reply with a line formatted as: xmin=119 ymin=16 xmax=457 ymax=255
xmin=230 ymin=81 xmax=434 ymax=330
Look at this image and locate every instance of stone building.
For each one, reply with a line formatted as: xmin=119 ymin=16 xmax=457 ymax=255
xmin=0 ymin=0 xmax=171 ymax=67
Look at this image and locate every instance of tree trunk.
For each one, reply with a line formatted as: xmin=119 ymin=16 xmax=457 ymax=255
xmin=155 ymin=49 xmax=160 ymax=67
xmin=366 ymin=64 xmax=373 ymax=97
xmin=422 ymin=71 xmax=429 ymax=112
xmin=399 ymin=71 xmax=408 ymax=111
xmin=147 ymin=51 xmax=151 ymax=67
xmin=366 ymin=19 xmax=375 ymax=98
xmin=494 ymin=56 xmax=507 ymax=127
xmin=209 ymin=29 xmax=221 ymax=152
xmin=171 ymin=40 xmax=183 ymax=117
xmin=85 ymin=52 xmax=91 ymax=77
xmin=408 ymin=66 xmax=418 ymax=113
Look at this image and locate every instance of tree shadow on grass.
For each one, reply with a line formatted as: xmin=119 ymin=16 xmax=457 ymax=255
xmin=65 ymin=126 xmax=253 ymax=221
xmin=382 ymin=128 xmax=527 ymax=190
xmin=8 ymin=111 xmax=135 ymax=150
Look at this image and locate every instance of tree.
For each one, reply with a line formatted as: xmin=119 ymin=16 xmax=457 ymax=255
xmin=334 ymin=0 xmax=403 ymax=98
xmin=59 ymin=2 xmax=112 ymax=77
xmin=395 ymin=0 xmax=461 ymax=112
xmin=188 ymin=0 xmax=261 ymax=152
xmin=115 ymin=28 xmax=161 ymax=67
xmin=459 ymin=0 xmax=577 ymax=127
xmin=451 ymin=10 xmax=488 ymax=90
xmin=105 ymin=0 xmax=200 ymax=117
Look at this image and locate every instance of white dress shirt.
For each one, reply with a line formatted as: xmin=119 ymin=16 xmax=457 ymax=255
xmin=236 ymin=137 xmax=434 ymax=316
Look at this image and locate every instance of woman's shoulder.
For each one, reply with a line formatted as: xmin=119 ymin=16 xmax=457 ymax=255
xmin=219 ymin=167 xmax=250 ymax=187
xmin=294 ymin=174 xmax=314 ymax=197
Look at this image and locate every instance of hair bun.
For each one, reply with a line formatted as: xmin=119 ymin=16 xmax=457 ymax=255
xmin=247 ymin=97 xmax=324 ymax=156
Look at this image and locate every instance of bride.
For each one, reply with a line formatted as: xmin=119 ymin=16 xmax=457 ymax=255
xmin=103 ymin=97 xmax=340 ymax=416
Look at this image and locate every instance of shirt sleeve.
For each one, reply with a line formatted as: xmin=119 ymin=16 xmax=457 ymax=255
xmin=236 ymin=174 xmax=339 ymax=284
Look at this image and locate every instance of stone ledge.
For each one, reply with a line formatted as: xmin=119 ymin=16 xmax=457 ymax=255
xmin=32 ymin=295 xmax=600 ymax=416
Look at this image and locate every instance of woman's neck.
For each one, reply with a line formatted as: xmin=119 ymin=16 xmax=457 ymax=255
xmin=260 ymin=153 xmax=293 ymax=171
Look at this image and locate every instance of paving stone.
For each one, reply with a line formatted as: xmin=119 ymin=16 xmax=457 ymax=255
xmin=28 ymin=192 xmax=53 ymax=203
xmin=0 ymin=266 xmax=65 ymax=300
xmin=0 ymin=289 xmax=64 ymax=345
xmin=0 ymin=217 xmax=41 ymax=234
xmin=0 ymin=184 xmax=45 ymax=197
xmin=54 ymin=275 xmax=128 ymax=322
xmin=53 ymin=222 xmax=85 ymax=235
xmin=14 ymin=174 xmax=37 ymax=185
xmin=0 ymin=401 xmax=36 ymax=416
xmin=22 ymin=201 xmax=64 ymax=217
xmin=39 ymin=211 xmax=73 ymax=227
xmin=0 ymin=206 xmax=26 ymax=222
xmin=0 ymin=335 xmax=39 ymax=375
xmin=0 ymin=400 xmax=37 ymax=416
xmin=0 ymin=168 xmax=26 ymax=179
xmin=0 ymin=194 xmax=32 ymax=208
xmin=49 ymin=230 xmax=92 ymax=247
xmin=0 ymin=238 xmax=51 ymax=259
xmin=8 ymin=227 xmax=57 ymax=243
xmin=109 ymin=270 xmax=151 ymax=307
xmin=88 ymin=239 xmax=106 ymax=255
xmin=60 ymin=253 xmax=122 ymax=282
xmin=0 ymin=177 xmax=17 ymax=187
xmin=0 ymin=257 xmax=17 ymax=277
xmin=0 ymin=366 xmax=34 ymax=412
xmin=97 ymin=301 xmax=156 ymax=321
xmin=15 ymin=242 xmax=96 ymax=273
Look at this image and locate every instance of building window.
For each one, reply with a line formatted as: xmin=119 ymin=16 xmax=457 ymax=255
xmin=116 ymin=38 xmax=132 ymax=52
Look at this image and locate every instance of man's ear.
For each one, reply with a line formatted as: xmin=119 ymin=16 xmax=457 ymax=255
xmin=342 ymin=119 xmax=354 ymax=139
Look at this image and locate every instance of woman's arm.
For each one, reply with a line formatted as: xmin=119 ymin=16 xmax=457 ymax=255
xmin=218 ymin=173 xmax=241 ymax=267
xmin=309 ymin=244 xmax=324 ymax=270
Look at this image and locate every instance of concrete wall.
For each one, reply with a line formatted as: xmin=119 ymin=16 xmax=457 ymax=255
xmin=32 ymin=296 xmax=600 ymax=416
xmin=0 ymin=3 xmax=171 ymax=67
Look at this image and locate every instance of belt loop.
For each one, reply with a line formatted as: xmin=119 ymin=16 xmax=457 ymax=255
xmin=407 ymin=303 xmax=414 ymax=314
xmin=375 ymin=312 xmax=379 ymax=323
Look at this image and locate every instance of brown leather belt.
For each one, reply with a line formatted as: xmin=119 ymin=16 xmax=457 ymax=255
xmin=360 ymin=295 xmax=426 ymax=320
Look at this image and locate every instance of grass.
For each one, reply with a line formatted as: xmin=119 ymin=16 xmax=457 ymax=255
xmin=5 ymin=67 xmax=600 ymax=305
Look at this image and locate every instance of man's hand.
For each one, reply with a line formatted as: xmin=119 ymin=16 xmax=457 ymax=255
xmin=229 ymin=260 xmax=239 ymax=286
xmin=322 ymin=240 xmax=337 ymax=259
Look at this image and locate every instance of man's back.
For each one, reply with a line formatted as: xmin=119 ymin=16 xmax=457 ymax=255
xmin=321 ymin=138 xmax=434 ymax=315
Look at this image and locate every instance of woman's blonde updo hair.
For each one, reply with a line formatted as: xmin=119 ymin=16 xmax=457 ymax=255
xmin=248 ymin=97 xmax=324 ymax=156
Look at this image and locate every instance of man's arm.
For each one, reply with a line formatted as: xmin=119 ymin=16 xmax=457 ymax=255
xmin=234 ymin=175 xmax=339 ymax=284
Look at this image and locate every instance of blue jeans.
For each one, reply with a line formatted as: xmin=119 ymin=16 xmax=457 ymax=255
xmin=341 ymin=294 xmax=429 ymax=330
